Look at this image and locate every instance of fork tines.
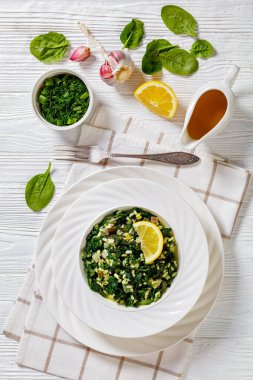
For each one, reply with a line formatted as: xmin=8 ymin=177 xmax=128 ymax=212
xmin=54 ymin=145 xmax=90 ymax=162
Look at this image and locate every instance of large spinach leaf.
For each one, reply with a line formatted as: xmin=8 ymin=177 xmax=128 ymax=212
xmin=25 ymin=162 xmax=55 ymax=212
xmin=190 ymin=39 xmax=214 ymax=58
xmin=30 ymin=31 xmax=69 ymax=63
xmin=160 ymin=48 xmax=198 ymax=76
xmin=120 ymin=19 xmax=144 ymax=49
xmin=161 ymin=5 xmax=197 ymax=37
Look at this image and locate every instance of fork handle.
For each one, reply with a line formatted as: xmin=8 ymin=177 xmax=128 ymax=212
xmin=110 ymin=152 xmax=199 ymax=165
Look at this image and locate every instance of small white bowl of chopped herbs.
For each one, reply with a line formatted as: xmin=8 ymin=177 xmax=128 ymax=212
xmin=32 ymin=69 xmax=94 ymax=131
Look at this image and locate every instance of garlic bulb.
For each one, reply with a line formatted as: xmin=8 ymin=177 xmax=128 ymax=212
xmin=77 ymin=22 xmax=134 ymax=86
xmin=100 ymin=50 xmax=134 ymax=85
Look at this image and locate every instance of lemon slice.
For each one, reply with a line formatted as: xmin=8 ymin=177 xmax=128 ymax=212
xmin=134 ymin=221 xmax=164 ymax=264
xmin=134 ymin=80 xmax=177 ymax=119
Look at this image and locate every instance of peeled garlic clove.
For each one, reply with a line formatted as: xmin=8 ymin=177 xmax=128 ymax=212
xmin=115 ymin=66 xmax=133 ymax=83
xmin=115 ymin=55 xmax=134 ymax=83
xmin=70 ymin=46 xmax=91 ymax=62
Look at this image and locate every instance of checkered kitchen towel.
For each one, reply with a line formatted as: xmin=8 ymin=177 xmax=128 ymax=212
xmin=4 ymin=105 xmax=251 ymax=379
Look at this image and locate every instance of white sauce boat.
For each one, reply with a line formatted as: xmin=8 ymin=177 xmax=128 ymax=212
xmin=180 ymin=65 xmax=239 ymax=150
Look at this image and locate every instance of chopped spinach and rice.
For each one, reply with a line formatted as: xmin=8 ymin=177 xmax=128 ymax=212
xmin=82 ymin=208 xmax=178 ymax=307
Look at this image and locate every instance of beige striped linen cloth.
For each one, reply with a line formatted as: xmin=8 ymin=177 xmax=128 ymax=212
xmin=4 ymin=105 xmax=251 ymax=379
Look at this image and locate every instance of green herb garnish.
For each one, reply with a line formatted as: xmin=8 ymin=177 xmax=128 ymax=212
xmin=37 ymin=74 xmax=90 ymax=126
xmin=82 ymin=208 xmax=178 ymax=307
xmin=190 ymin=40 xmax=214 ymax=59
xmin=161 ymin=5 xmax=197 ymax=37
xmin=120 ymin=19 xmax=144 ymax=49
xmin=30 ymin=32 xmax=69 ymax=63
xmin=25 ymin=162 xmax=55 ymax=212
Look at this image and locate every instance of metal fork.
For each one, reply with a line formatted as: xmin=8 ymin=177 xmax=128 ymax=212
xmin=54 ymin=145 xmax=200 ymax=165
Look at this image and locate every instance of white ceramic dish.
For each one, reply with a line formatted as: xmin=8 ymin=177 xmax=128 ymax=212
xmin=32 ymin=69 xmax=94 ymax=131
xmin=35 ymin=166 xmax=224 ymax=356
xmin=51 ymin=178 xmax=209 ymax=338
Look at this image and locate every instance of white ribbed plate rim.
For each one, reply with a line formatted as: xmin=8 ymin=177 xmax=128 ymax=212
xmin=35 ymin=166 xmax=224 ymax=356
xmin=51 ymin=178 xmax=209 ymax=338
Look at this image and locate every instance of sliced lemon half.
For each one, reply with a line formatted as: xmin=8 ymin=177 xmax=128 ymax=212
xmin=134 ymin=80 xmax=178 ymax=119
xmin=134 ymin=221 xmax=164 ymax=264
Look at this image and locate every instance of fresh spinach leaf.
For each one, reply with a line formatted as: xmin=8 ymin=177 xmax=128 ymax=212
xmin=160 ymin=48 xmax=198 ymax=76
xmin=190 ymin=39 xmax=214 ymax=59
xmin=146 ymin=39 xmax=177 ymax=62
xmin=161 ymin=5 xmax=197 ymax=37
xmin=120 ymin=19 xmax=144 ymax=49
xmin=30 ymin=32 xmax=69 ymax=63
xmin=25 ymin=162 xmax=55 ymax=212
xmin=142 ymin=53 xmax=163 ymax=75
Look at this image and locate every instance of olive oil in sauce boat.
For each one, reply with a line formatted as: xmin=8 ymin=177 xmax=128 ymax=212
xmin=180 ymin=65 xmax=239 ymax=150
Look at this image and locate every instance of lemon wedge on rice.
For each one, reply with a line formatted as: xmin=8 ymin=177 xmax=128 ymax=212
xmin=134 ymin=80 xmax=177 ymax=119
xmin=134 ymin=221 xmax=164 ymax=264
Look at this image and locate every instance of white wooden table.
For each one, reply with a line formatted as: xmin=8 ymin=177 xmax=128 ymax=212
xmin=0 ymin=0 xmax=252 ymax=378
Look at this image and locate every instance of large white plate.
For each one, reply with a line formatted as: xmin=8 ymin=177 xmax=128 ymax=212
xmin=35 ymin=166 xmax=224 ymax=356
xmin=52 ymin=178 xmax=209 ymax=338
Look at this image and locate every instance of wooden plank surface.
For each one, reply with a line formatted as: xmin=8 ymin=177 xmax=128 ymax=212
xmin=0 ymin=0 xmax=253 ymax=379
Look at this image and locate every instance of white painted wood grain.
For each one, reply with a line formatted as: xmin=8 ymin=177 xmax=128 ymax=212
xmin=0 ymin=0 xmax=253 ymax=379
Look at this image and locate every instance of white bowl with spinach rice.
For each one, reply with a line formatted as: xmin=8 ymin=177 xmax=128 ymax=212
xmin=50 ymin=176 xmax=209 ymax=338
xmin=32 ymin=69 xmax=94 ymax=131
xmin=81 ymin=206 xmax=180 ymax=309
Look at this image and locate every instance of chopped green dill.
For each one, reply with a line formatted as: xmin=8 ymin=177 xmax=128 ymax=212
xmin=37 ymin=74 xmax=90 ymax=126
xmin=82 ymin=208 xmax=178 ymax=307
